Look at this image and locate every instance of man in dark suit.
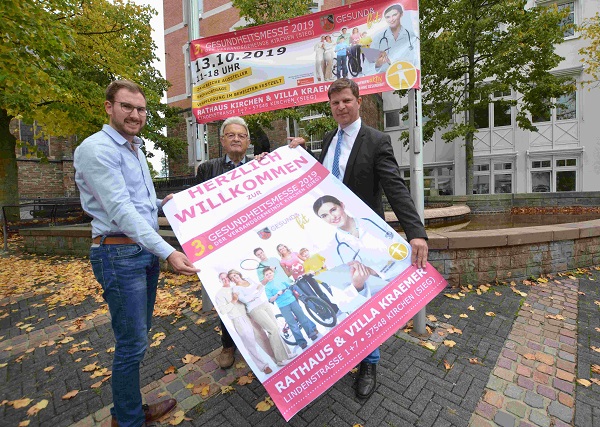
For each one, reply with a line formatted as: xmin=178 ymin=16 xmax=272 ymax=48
xmin=289 ymin=78 xmax=428 ymax=399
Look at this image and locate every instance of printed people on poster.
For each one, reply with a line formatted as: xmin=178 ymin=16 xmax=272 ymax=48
xmin=366 ymin=3 xmax=419 ymax=74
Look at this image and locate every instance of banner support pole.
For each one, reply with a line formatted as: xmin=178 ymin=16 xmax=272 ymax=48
xmin=189 ymin=0 xmax=213 ymax=312
xmin=408 ymin=88 xmax=427 ymax=336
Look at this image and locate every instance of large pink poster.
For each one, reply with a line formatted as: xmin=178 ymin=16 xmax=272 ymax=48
xmin=163 ymin=148 xmax=446 ymax=420
xmin=190 ymin=0 xmax=421 ymax=123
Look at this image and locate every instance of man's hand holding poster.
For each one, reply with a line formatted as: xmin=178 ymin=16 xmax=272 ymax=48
xmin=163 ymin=147 xmax=447 ymax=420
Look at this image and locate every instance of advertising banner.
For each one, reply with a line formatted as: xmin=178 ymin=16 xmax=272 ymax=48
xmin=163 ymin=147 xmax=446 ymax=420
xmin=190 ymin=0 xmax=421 ymax=123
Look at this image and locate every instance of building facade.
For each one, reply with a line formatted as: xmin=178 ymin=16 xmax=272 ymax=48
xmin=163 ymin=0 xmax=600 ymax=194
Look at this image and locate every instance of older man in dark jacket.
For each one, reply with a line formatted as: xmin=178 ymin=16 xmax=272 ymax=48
xmin=196 ymin=116 xmax=266 ymax=369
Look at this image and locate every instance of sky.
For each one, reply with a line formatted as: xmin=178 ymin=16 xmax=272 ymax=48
xmin=132 ymin=0 xmax=167 ymax=173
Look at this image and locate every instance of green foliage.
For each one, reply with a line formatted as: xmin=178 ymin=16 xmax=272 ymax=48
xmin=579 ymin=12 xmax=600 ymax=87
xmin=412 ymin=0 xmax=573 ymax=193
xmin=231 ymin=0 xmax=336 ymax=141
xmin=0 ymin=0 xmax=185 ymax=205
xmin=232 ymin=0 xmax=312 ymax=27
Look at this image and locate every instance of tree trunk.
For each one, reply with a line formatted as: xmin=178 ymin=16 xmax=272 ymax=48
xmin=0 ymin=109 xmax=20 ymax=219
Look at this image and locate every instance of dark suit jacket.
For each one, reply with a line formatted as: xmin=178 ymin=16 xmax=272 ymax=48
xmin=319 ymin=124 xmax=427 ymax=242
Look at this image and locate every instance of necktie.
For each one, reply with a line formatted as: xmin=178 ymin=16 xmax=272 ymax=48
xmin=331 ymin=129 xmax=344 ymax=180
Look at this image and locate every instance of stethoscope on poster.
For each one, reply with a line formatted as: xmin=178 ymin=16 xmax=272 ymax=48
xmin=335 ymin=218 xmax=394 ymax=264
xmin=378 ymin=28 xmax=414 ymax=52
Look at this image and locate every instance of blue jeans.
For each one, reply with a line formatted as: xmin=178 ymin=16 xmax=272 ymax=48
xmin=363 ymin=348 xmax=380 ymax=364
xmin=279 ymin=300 xmax=316 ymax=347
xmin=90 ymin=243 xmax=160 ymax=427
xmin=336 ymin=56 xmax=347 ymax=78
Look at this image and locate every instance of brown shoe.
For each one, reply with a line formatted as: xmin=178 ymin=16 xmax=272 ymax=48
xmin=218 ymin=346 xmax=235 ymax=369
xmin=143 ymin=398 xmax=177 ymax=422
xmin=111 ymin=398 xmax=176 ymax=426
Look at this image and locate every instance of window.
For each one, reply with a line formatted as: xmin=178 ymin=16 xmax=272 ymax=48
xmin=530 ymin=157 xmax=578 ymax=192
xmin=18 ymin=121 xmax=49 ymax=158
xmin=384 ymin=110 xmax=402 ymax=129
xmin=557 ymin=2 xmax=575 ymax=38
xmin=424 ymin=165 xmax=454 ymax=195
xmin=473 ymin=160 xmax=514 ymax=194
xmin=532 ymin=81 xmax=577 ymax=123
xmin=474 ymin=91 xmax=512 ymax=129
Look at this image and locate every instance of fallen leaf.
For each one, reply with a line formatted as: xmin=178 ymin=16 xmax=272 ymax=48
xmin=181 ymin=354 xmax=200 ymax=364
xmin=443 ymin=360 xmax=453 ymax=370
xmin=595 ymin=301 xmax=600 ymax=307
xmin=444 ymin=293 xmax=460 ymax=300
xmin=576 ymin=379 xmax=591 ymax=387
xmin=74 ymin=358 xmax=82 ymax=362
xmin=458 ymin=292 xmax=466 ymax=297
xmin=90 ymin=380 xmax=103 ymax=389
xmin=221 ymin=385 xmax=234 ymax=394
xmin=353 ymin=424 xmax=364 ymax=427
xmin=350 ymin=367 xmax=358 ymax=374
xmin=420 ymin=342 xmax=436 ymax=351
xmin=168 ymin=410 xmax=186 ymax=425
xmin=167 ymin=345 xmax=175 ymax=351
xmin=437 ymin=331 xmax=447 ymax=337
xmin=494 ymin=291 xmax=502 ymax=296
xmin=82 ymin=362 xmax=98 ymax=372
xmin=90 ymin=368 xmax=109 ymax=378
xmin=427 ymin=314 xmax=438 ymax=322
xmin=523 ymin=353 xmax=536 ymax=360
xmin=447 ymin=326 xmax=462 ymax=335
xmin=591 ymin=364 xmax=600 ymax=374
xmin=195 ymin=317 xmax=207 ymax=325
xmin=0 ymin=363 xmax=7 ymax=368
xmin=178 ymin=326 xmax=187 ymax=331
xmin=201 ymin=385 xmax=210 ymax=396
xmin=11 ymin=398 xmax=33 ymax=409
xmin=591 ymin=346 xmax=600 ymax=353
xmin=467 ymin=305 xmax=475 ymax=311
xmin=18 ymin=421 xmax=30 ymax=427
xmin=591 ymin=378 xmax=600 ymax=386
xmin=185 ymin=383 xmax=194 ymax=389
xmin=468 ymin=358 xmax=483 ymax=365
xmin=485 ymin=312 xmax=496 ymax=317
xmin=152 ymin=332 xmax=166 ymax=340
xmin=443 ymin=314 xmax=451 ymax=319
xmin=235 ymin=362 xmax=247 ymax=369
xmin=568 ymin=276 xmax=577 ymax=280
xmin=164 ymin=365 xmax=176 ymax=374
xmin=62 ymin=390 xmax=79 ymax=400
xmin=43 ymin=366 xmax=54 ymax=372
xmin=479 ymin=285 xmax=489 ymax=292
xmin=459 ymin=314 xmax=468 ymax=318
xmin=255 ymin=397 xmax=274 ymax=412
xmin=26 ymin=400 xmax=48 ymax=416
xmin=59 ymin=337 xmax=74 ymax=344
xmin=238 ymin=374 xmax=254 ymax=385
xmin=443 ymin=340 xmax=456 ymax=348
xmin=106 ymin=347 xmax=115 ymax=353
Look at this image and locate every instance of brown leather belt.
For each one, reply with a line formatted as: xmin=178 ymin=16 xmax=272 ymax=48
xmin=92 ymin=236 xmax=136 ymax=245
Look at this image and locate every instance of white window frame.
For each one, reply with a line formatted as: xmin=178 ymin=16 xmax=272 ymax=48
xmin=474 ymin=90 xmax=513 ymax=130
xmin=529 ymin=154 xmax=580 ymax=192
xmin=531 ymin=78 xmax=578 ymax=124
xmin=473 ymin=158 xmax=515 ymax=194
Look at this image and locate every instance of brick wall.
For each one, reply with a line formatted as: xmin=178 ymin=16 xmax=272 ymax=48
xmin=428 ymin=237 xmax=600 ymax=287
xmin=17 ymin=159 xmax=78 ymax=199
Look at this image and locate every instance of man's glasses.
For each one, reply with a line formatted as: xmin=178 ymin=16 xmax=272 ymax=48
xmin=113 ymin=101 xmax=147 ymax=116
xmin=223 ymin=133 xmax=248 ymax=140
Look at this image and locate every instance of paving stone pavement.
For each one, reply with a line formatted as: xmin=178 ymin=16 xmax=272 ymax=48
xmin=1 ymin=265 xmax=598 ymax=427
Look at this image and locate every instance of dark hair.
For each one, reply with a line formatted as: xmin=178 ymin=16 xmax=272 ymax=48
xmin=253 ymin=247 xmax=263 ymax=255
xmin=384 ymin=4 xmax=404 ymax=15
xmin=105 ymin=80 xmax=145 ymax=102
xmin=327 ymin=78 xmax=360 ymax=100
xmin=313 ymin=195 xmax=342 ymax=215
xmin=262 ymin=266 xmax=274 ymax=274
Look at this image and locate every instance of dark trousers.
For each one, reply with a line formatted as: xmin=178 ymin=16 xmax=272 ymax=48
xmin=221 ymin=319 xmax=235 ymax=348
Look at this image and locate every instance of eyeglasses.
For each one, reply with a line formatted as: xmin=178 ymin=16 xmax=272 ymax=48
xmin=223 ymin=133 xmax=248 ymax=140
xmin=113 ymin=101 xmax=148 ymax=116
